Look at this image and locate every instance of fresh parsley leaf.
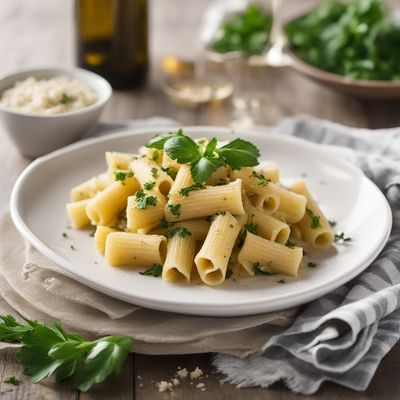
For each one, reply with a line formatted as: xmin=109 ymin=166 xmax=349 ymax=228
xmin=0 ymin=316 xmax=132 ymax=392
xmin=160 ymin=166 xmax=177 ymax=179
xmin=160 ymin=217 xmax=169 ymax=228
xmin=114 ymin=171 xmax=134 ymax=185
xmin=252 ymin=262 xmax=277 ymax=276
xmin=250 ymin=171 xmax=271 ymax=187
xmin=143 ymin=181 xmax=156 ymax=190
xmin=204 ymin=137 xmax=218 ymax=156
xmin=215 ymin=138 xmax=260 ymax=169
xmin=307 ymin=262 xmax=317 ymax=268
xmin=306 ymin=208 xmax=320 ymax=229
xmin=139 ymin=264 xmax=163 ymax=277
xmin=60 ymin=93 xmax=73 ymax=104
xmin=328 ymin=220 xmax=337 ymax=227
xmin=4 ymin=376 xmax=20 ymax=385
xmin=145 ymin=129 xmax=183 ymax=149
xmin=179 ymin=183 xmax=205 ymax=197
xmin=152 ymin=150 xmax=159 ymax=161
xmin=168 ymin=203 xmax=181 ymax=219
xmin=62 ymin=232 xmax=68 ymax=238
xmin=334 ymin=232 xmax=352 ymax=242
xmin=70 ymin=245 xmax=76 ymax=251
xmin=191 ymin=156 xmax=224 ymax=183
xmin=165 ymin=227 xmax=192 ymax=239
xmin=225 ymin=269 xmax=233 ymax=279
xmin=150 ymin=167 xmax=158 ymax=179
xmin=135 ymin=190 xmax=157 ymax=209
xmin=164 ymin=135 xmax=201 ymax=164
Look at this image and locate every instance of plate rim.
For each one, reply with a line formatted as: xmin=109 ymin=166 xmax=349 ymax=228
xmin=10 ymin=126 xmax=393 ymax=316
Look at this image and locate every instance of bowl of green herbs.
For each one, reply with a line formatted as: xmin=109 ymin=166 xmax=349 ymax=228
xmin=285 ymin=0 xmax=400 ymax=99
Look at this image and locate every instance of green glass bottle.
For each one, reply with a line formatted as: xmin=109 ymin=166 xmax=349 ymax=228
xmin=76 ymin=0 xmax=148 ymax=89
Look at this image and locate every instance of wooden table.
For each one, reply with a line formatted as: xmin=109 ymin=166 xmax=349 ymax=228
xmin=1 ymin=1 xmax=400 ymax=399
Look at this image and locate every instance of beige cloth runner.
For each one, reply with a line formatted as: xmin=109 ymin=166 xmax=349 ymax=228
xmin=0 ymin=212 xmax=296 ymax=355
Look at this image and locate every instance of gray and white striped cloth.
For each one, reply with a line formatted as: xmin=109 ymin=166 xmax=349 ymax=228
xmin=214 ymin=116 xmax=400 ymax=394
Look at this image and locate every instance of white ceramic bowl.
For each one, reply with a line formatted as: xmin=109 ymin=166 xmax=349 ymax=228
xmin=0 ymin=67 xmax=112 ymax=158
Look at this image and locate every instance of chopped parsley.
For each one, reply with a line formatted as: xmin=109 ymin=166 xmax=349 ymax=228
xmin=166 ymin=227 xmax=192 ymax=239
xmin=151 ymin=167 xmax=158 ymax=179
xmin=114 ymin=171 xmax=134 ymax=185
xmin=62 ymin=232 xmax=68 ymax=238
xmin=306 ymin=208 xmax=321 ymax=229
xmin=252 ymin=262 xmax=277 ymax=276
xmin=334 ymin=232 xmax=352 ymax=242
xmin=225 ymin=269 xmax=233 ymax=279
xmin=70 ymin=245 xmax=76 ymax=251
xmin=250 ymin=171 xmax=271 ymax=187
xmin=307 ymin=262 xmax=317 ymax=268
xmin=135 ymin=190 xmax=157 ymax=209
xmin=160 ymin=217 xmax=169 ymax=228
xmin=89 ymin=229 xmax=96 ymax=237
xmin=278 ymin=279 xmax=286 ymax=284
xmin=328 ymin=220 xmax=337 ymax=228
xmin=161 ymin=166 xmax=177 ymax=179
xmin=168 ymin=203 xmax=181 ymax=219
xmin=285 ymin=240 xmax=296 ymax=249
xmin=179 ymin=183 xmax=205 ymax=197
xmin=4 ymin=376 xmax=20 ymax=385
xmin=152 ymin=150 xmax=159 ymax=161
xmin=143 ymin=181 xmax=156 ymax=190
xmin=60 ymin=93 xmax=73 ymax=104
xmin=139 ymin=264 xmax=163 ymax=277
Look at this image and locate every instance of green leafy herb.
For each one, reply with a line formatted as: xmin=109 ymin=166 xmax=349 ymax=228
xmin=62 ymin=232 xmax=68 ymax=238
xmin=225 ymin=269 xmax=233 ymax=279
xmin=89 ymin=229 xmax=96 ymax=237
xmin=286 ymin=0 xmax=400 ymax=81
xmin=143 ymin=181 xmax=156 ymax=190
xmin=329 ymin=220 xmax=337 ymax=228
xmin=135 ymin=190 xmax=157 ymax=209
xmin=70 ymin=245 xmax=76 ymax=251
xmin=334 ymin=232 xmax=352 ymax=242
xmin=0 ymin=315 xmax=132 ymax=392
xmin=160 ymin=217 xmax=169 ymax=228
xmin=306 ymin=208 xmax=321 ymax=229
xmin=60 ymin=93 xmax=73 ymax=104
xmin=151 ymin=167 xmax=158 ymax=179
xmin=165 ymin=227 xmax=192 ymax=239
xmin=211 ymin=4 xmax=272 ymax=55
xmin=139 ymin=264 xmax=163 ymax=277
xmin=146 ymin=131 xmax=260 ymax=183
xmin=152 ymin=150 xmax=159 ymax=161
xmin=179 ymin=183 xmax=205 ymax=197
xmin=250 ymin=171 xmax=271 ymax=187
xmin=4 ymin=376 xmax=20 ymax=385
xmin=160 ymin=166 xmax=177 ymax=179
xmin=114 ymin=171 xmax=134 ymax=185
xmin=168 ymin=203 xmax=181 ymax=219
xmin=252 ymin=262 xmax=277 ymax=276
xmin=146 ymin=129 xmax=183 ymax=149
xmin=307 ymin=262 xmax=318 ymax=268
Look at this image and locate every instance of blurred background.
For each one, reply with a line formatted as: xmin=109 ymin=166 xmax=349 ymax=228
xmin=1 ymin=0 xmax=400 ymax=132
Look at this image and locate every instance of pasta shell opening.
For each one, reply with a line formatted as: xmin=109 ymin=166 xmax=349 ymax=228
xmin=315 ymin=232 xmax=335 ymax=248
xmin=159 ymin=180 xmax=172 ymax=196
xmin=205 ymin=269 xmax=224 ymax=285
xmin=263 ymin=197 xmax=279 ymax=213
xmin=159 ymin=240 xmax=168 ymax=262
xmin=197 ymin=258 xmax=214 ymax=271
xmin=163 ymin=267 xmax=189 ymax=283
xmin=275 ymin=227 xmax=290 ymax=244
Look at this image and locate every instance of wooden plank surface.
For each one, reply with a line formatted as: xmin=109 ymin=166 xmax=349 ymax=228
xmin=1 ymin=1 xmax=400 ymax=399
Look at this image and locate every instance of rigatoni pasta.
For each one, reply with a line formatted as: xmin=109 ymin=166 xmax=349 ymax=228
xmin=66 ymin=131 xmax=338 ymax=286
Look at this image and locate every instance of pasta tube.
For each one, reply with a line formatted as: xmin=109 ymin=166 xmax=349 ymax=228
xmin=95 ymin=226 xmax=117 ymax=254
xmin=70 ymin=173 xmax=110 ymax=201
xmin=195 ymin=212 xmax=241 ymax=286
xmin=66 ymin=199 xmax=91 ymax=229
xmin=291 ymin=180 xmax=334 ymax=248
xmin=105 ymin=232 xmax=167 ymax=267
xmin=238 ymin=232 xmax=303 ymax=276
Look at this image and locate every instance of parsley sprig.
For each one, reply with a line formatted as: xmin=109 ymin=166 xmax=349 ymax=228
xmin=165 ymin=227 xmax=192 ymax=239
xmin=0 ymin=315 xmax=132 ymax=392
xmin=335 ymin=232 xmax=352 ymax=242
xmin=306 ymin=208 xmax=321 ymax=229
xmin=250 ymin=171 xmax=271 ymax=187
xmin=146 ymin=131 xmax=260 ymax=183
xmin=168 ymin=203 xmax=181 ymax=219
xmin=179 ymin=183 xmax=205 ymax=197
xmin=252 ymin=262 xmax=277 ymax=276
xmin=114 ymin=171 xmax=134 ymax=185
xmin=139 ymin=264 xmax=163 ymax=277
xmin=135 ymin=190 xmax=157 ymax=209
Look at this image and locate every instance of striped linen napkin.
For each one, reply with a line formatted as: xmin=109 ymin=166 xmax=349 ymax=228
xmin=214 ymin=116 xmax=400 ymax=394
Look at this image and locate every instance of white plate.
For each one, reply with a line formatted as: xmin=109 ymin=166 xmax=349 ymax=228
xmin=11 ymin=126 xmax=392 ymax=317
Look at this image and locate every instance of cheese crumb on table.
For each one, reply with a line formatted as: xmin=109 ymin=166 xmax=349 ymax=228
xmin=190 ymin=367 xmax=203 ymax=380
xmin=196 ymin=383 xmax=205 ymax=388
xmin=172 ymin=378 xmax=180 ymax=386
xmin=157 ymin=381 xmax=173 ymax=392
xmin=176 ymin=367 xmax=189 ymax=378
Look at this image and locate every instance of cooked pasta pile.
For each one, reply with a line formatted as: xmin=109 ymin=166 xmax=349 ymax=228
xmin=66 ymin=132 xmax=334 ymax=286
